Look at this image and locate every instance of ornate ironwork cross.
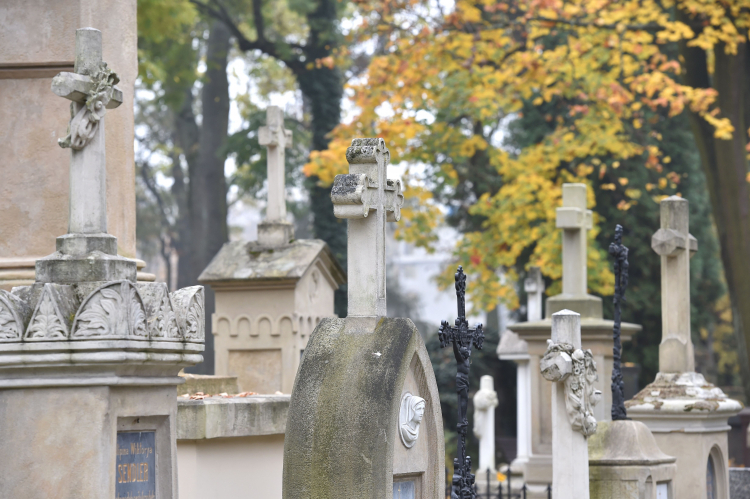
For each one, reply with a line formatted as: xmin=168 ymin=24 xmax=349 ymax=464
xmin=439 ymin=266 xmax=484 ymax=499
xmin=608 ymin=224 xmax=629 ymax=421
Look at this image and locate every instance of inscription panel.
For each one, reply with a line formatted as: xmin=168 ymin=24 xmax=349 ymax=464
xmin=116 ymin=431 xmax=156 ymax=499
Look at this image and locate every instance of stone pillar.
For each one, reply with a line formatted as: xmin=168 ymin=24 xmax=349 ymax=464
xmin=0 ymin=27 xmax=203 ymax=499
xmin=473 ymin=375 xmax=499 ymax=473
xmin=627 ymin=196 xmax=741 ymax=499
xmin=506 ymin=184 xmax=642 ymax=495
xmin=540 ymin=310 xmax=599 ymax=499
xmin=0 ymin=0 xmax=141 ymax=289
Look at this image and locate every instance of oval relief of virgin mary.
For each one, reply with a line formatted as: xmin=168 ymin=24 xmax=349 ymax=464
xmin=399 ymin=392 xmax=426 ymax=449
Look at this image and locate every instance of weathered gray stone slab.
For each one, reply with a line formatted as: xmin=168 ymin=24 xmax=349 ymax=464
xmin=730 ymin=468 xmax=750 ymax=498
xmin=177 ymin=394 xmax=289 ymax=439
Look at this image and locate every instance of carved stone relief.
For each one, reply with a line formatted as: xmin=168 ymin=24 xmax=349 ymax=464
xmin=25 ymin=284 xmax=76 ymax=341
xmin=541 ymin=340 xmax=601 ymax=437
xmin=172 ymin=286 xmax=205 ymax=342
xmin=137 ymin=283 xmax=180 ymax=340
xmin=0 ymin=290 xmax=29 ymax=341
xmin=72 ymin=281 xmax=147 ymax=339
xmin=399 ymin=392 xmax=426 ymax=449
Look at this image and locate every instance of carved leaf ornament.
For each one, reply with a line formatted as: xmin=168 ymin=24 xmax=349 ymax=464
xmin=59 ymin=65 xmax=119 ymax=150
xmin=0 ymin=302 xmax=19 ymax=340
xmin=541 ymin=341 xmax=601 ymax=437
xmin=73 ymin=281 xmax=147 ymax=339
xmin=26 ymin=291 xmax=66 ymax=339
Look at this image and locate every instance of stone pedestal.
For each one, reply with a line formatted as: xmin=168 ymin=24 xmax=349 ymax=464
xmin=588 ymin=420 xmax=676 ymax=498
xmin=199 ymin=239 xmax=344 ymax=394
xmin=0 ymin=280 xmax=205 ymax=498
xmin=0 ymin=0 xmax=140 ymax=289
xmin=627 ymin=372 xmax=742 ymax=499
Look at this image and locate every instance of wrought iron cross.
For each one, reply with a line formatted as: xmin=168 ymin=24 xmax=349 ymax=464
xmin=608 ymin=224 xmax=629 ymax=421
xmin=439 ymin=266 xmax=484 ymax=499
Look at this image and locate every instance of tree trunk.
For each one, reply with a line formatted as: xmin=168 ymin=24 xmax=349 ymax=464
xmin=680 ymin=32 xmax=750 ymax=399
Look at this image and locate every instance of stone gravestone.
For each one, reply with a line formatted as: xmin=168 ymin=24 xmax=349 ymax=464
xmin=0 ymin=0 xmax=142 ymax=290
xmin=199 ymin=106 xmax=345 ymax=393
xmin=507 ymin=184 xmax=641 ymax=495
xmin=473 ymin=375 xmax=499 ymax=492
xmin=0 ymin=28 xmax=204 ymax=499
xmin=283 ymin=138 xmax=444 ymax=498
xmin=540 ymin=310 xmax=601 ymax=499
xmin=627 ymin=196 xmax=741 ymax=499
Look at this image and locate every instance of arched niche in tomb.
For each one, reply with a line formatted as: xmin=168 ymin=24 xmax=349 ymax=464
xmin=283 ymin=317 xmax=444 ymax=499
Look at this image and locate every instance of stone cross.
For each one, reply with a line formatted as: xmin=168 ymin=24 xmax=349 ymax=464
xmin=331 ymin=138 xmax=404 ymax=317
xmin=651 ymin=196 xmax=697 ymax=373
xmin=258 ymin=106 xmax=292 ymax=223
xmin=556 ymin=184 xmax=592 ymax=296
xmin=524 ymin=266 xmax=545 ymax=321
xmin=51 ymin=28 xmax=122 ymax=235
xmin=472 ymin=375 xmax=499 ymax=474
xmin=541 ymin=310 xmax=599 ymax=499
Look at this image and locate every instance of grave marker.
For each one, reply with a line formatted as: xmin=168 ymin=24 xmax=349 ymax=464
xmin=257 ymin=106 xmax=294 ymax=246
xmin=541 ymin=310 xmax=600 ymax=499
xmin=283 ymin=138 xmax=443 ymax=499
xmin=0 ymin=28 xmax=204 ymax=498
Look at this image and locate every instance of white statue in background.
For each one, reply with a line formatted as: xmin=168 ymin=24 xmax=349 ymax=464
xmin=473 ymin=375 xmax=499 ymax=473
xmin=399 ymin=392 xmax=426 ymax=448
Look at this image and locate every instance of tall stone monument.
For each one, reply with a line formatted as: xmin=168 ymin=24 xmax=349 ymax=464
xmin=507 ymin=184 xmax=641 ymax=495
xmin=540 ymin=310 xmax=600 ymax=499
xmin=0 ymin=0 xmax=142 ymax=290
xmin=199 ymin=106 xmax=345 ymax=394
xmin=627 ymin=196 xmax=741 ymax=499
xmin=283 ymin=138 xmax=444 ymax=498
xmin=497 ymin=267 xmax=543 ymax=476
xmin=0 ymin=28 xmax=204 ymax=498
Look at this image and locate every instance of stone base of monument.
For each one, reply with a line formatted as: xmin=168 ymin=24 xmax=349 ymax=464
xmin=627 ymin=372 xmax=742 ymax=499
xmin=257 ymin=220 xmax=295 ymax=246
xmin=0 ymin=280 xmax=204 ymax=498
xmin=177 ymin=393 xmax=289 ymax=499
xmin=588 ymin=420 xmax=676 ymax=498
xmin=283 ymin=317 xmax=444 ymax=499
xmin=546 ymin=293 xmax=602 ymax=318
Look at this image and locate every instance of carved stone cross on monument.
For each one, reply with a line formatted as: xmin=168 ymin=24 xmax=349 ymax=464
xmin=331 ymin=138 xmax=404 ymax=317
xmin=37 ymin=27 xmax=135 ymax=284
xmin=257 ymin=106 xmax=295 ymax=246
xmin=651 ymin=196 xmax=698 ymax=373
xmin=524 ymin=267 xmax=545 ymax=322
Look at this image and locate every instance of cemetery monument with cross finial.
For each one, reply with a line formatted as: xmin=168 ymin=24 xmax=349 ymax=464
xmin=0 ymin=0 xmax=141 ymax=291
xmin=587 ymin=225 xmax=677 ymax=499
xmin=200 ymin=105 xmax=345 ymax=393
xmin=0 ymin=28 xmax=204 ymax=498
xmin=626 ymin=196 xmax=741 ymax=499
xmin=506 ymin=184 xmax=641 ymax=497
xmin=283 ymin=138 xmax=445 ymax=499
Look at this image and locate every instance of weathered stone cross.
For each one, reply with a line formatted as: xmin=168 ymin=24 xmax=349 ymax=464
xmin=52 ymin=28 xmax=122 ymax=236
xmin=651 ymin=196 xmax=698 ymax=373
xmin=331 ymin=138 xmax=404 ymax=317
xmin=258 ymin=106 xmax=293 ymax=223
xmin=556 ymin=184 xmax=593 ymax=296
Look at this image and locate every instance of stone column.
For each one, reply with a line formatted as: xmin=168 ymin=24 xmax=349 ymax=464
xmin=541 ymin=310 xmax=598 ymax=499
xmin=0 ymin=0 xmax=140 ymax=289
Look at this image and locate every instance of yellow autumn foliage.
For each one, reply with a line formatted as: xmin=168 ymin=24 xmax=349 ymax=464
xmin=305 ymin=0 xmax=744 ymax=311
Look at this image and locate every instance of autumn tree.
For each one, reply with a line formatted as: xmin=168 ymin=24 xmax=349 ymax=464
xmin=307 ymin=0 xmax=750 ymax=390
xmin=191 ymin=0 xmax=351 ymax=314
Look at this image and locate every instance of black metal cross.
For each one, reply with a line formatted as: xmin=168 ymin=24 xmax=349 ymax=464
xmin=439 ymin=266 xmax=484 ymax=499
xmin=608 ymin=224 xmax=629 ymax=421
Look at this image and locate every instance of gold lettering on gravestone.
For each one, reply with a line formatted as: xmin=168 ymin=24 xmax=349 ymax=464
xmin=115 ymin=431 xmax=156 ymax=499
